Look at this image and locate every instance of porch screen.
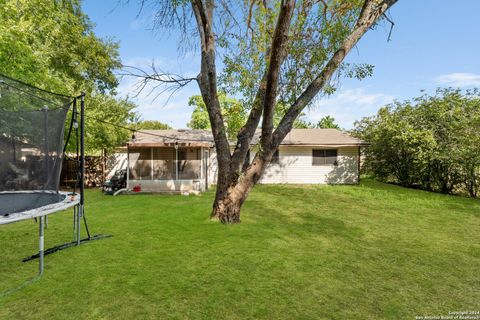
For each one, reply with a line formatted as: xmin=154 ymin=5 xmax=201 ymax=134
xmin=178 ymin=148 xmax=201 ymax=179
xmin=129 ymin=147 xmax=203 ymax=180
xmin=128 ymin=147 xmax=151 ymax=180
xmin=153 ymin=147 xmax=175 ymax=180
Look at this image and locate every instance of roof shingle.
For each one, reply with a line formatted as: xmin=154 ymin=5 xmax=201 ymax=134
xmin=127 ymin=128 xmax=367 ymax=147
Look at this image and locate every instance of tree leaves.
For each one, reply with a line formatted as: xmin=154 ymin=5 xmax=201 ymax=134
xmin=354 ymin=88 xmax=480 ymax=196
xmin=0 ymin=0 xmax=135 ymax=153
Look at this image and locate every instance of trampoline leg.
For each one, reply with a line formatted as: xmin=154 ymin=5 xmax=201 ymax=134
xmin=76 ymin=205 xmax=82 ymax=246
xmin=73 ymin=206 xmax=77 ymax=241
xmin=39 ymin=216 xmax=44 ymax=275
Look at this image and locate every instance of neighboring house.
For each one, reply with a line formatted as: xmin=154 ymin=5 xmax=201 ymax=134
xmin=126 ymin=128 xmax=367 ymax=193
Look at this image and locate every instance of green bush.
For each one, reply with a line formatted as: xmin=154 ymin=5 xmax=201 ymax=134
xmin=353 ymin=88 xmax=480 ymax=197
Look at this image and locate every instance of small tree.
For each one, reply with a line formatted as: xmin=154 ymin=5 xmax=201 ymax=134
xmin=135 ymin=120 xmax=172 ymax=130
xmin=130 ymin=0 xmax=398 ymax=223
xmin=316 ymin=116 xmax=341 ymax=129
xmin=188 ymin=93 xmax=247 ymax=139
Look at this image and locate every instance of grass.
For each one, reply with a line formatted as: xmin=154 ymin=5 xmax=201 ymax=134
xmin=0 ymin=179 xmax=479 ymax=319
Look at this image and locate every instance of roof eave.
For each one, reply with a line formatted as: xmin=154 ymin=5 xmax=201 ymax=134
xmin=127 ymin=142 xmax=214 ymax=148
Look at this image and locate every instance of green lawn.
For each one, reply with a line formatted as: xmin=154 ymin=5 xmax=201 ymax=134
xmin=0 ymin=180 xmax=479 ymax=319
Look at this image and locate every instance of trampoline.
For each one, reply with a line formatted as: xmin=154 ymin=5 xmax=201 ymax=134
xmin=0 ymin=74 xmax=108 ymax=277
xmin=0 ymin=191 xmax=78 ymax=223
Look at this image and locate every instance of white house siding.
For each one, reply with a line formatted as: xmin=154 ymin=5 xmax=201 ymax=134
xmin=206 ymin=146 xmax=359 ymax=185
xmin=207 ymin=148 xmax=218 ymax=187
xmin=257 ymin=146 xmax=359 ymax=184
xmin=105 ymin=150 xmax=127 ymax=179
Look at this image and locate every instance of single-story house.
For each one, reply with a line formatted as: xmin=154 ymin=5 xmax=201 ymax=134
xmin=126 ymin=128 xmax=367 ymax=193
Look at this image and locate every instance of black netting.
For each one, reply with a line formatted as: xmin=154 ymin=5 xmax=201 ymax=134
xmin=0 ymin=74 xmax=73 ymax=215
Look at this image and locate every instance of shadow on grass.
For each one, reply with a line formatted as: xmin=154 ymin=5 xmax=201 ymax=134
xmin=0 ymin=273 xmax=41 ymax=299
xmin=245 ymin=197 xmax=365 ymax=243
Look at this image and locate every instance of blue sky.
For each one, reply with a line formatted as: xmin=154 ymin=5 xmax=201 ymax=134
xmin=83 ymin=0 xmax=480 ymax=129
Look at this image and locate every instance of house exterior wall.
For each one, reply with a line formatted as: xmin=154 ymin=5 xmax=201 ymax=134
xmin=207 ymin=148 xmax=218 ymax=187
xmin=125 ymin=145 xmax=359 ymax=192
xmin=105 ymin=150 xmax=127 ymax=179
xmin=255 ymin=146 xmax=359 ymax=184
xmin=127 ymin=179 xmax=203 ymax=193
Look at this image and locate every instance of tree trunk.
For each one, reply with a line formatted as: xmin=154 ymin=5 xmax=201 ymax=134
xmin=211 ymin=189 xmax=244 ymax=224
xmin=211 ymin=155 xmax=266 ymax=223
xmin=211 ymin=179 xmax=255 ymax=224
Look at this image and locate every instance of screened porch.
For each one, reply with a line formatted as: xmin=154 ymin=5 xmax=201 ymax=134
xmin=127 ymin=146 xmax=209 ymax=192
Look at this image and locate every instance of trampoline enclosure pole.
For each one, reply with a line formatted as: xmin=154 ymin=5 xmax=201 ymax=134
xmin=78 ymin=93 xmax=85 ymax=246
xmin=39 ymin=215 xmax=44 ymax=274
xmin=43 ymin=106 xmax=49 ymax=189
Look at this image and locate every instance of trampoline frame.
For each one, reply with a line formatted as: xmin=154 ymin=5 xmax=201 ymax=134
xmin=0 ymin=91 xmax=95 ymax=276
xmin=0 ymin=191 xmax=79 ymax=225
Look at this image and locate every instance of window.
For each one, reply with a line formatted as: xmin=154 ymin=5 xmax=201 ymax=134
xmin=312 ymin=149 xmax=337 ymax=166
xmin=271 ymin=149 xmax=280 ymax=164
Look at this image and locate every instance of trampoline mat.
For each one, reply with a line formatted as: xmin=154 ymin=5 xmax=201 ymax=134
xmin=0 ymin=192 xmax=66 ymax=216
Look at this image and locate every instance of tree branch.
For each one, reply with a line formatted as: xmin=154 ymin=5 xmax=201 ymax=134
xmin=272 ymin=0 xmax=398 ymax=147
xmin=260 ymin=0 xmax=295 ymax=151
xmin=191 ymin=0 xmax=232 ymax=177
xmin=117 ymin=65 xmax=197 ymax=106
xmin=230 ymin=0 xmax=295 ymax=173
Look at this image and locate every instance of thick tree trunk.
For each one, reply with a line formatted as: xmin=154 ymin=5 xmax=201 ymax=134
xmin=211 ymin=179 xmax=253 ymax=224
xmin=211 ymin=189 xmax=245 ymax=224
xmin=211 ymin=155 xmax=267 ymax=223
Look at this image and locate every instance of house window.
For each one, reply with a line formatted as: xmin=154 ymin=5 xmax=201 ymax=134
xmin=312 ymin=149 xmax=337 ymax=166
xmin=271 ymin=149 xmax=280 ymax=164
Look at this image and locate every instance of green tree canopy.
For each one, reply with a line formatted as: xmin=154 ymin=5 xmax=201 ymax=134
xmin=0 ymin=0 xmax=135 ymax=152
xmin=316 ymin=116 xmax=341 ymax=129
xmin=0 ymin=0 xmax=120 ymax=94
xmin=187 ymin=93 xmax=247 ymax=139
xmin=354 ymin=88 xmax=480 ymax=197
xmin=135 ymin=120 xmax=171 ymax=130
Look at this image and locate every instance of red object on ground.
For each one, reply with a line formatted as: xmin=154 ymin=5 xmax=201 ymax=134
xmin=133 ymin=185 xmax=141 ymax=192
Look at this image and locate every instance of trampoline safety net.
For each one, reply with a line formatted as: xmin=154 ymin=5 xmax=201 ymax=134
xmin=0 ymin=74 xmax=72 ymax=215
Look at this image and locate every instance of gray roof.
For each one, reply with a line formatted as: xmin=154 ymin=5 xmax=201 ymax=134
xmin=128 ymin=129 xmax=214 ymax=147
xmin=128 ymin=128 xmax=367 ymax=147
xmin=269 ymin=128 xmax=367 ymax=146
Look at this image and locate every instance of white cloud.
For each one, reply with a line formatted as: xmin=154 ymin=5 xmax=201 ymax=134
xmin=435 ymin=73 xmax=480 ymax=87
xmin=306 ymin=88 xmax=394 ymax=129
